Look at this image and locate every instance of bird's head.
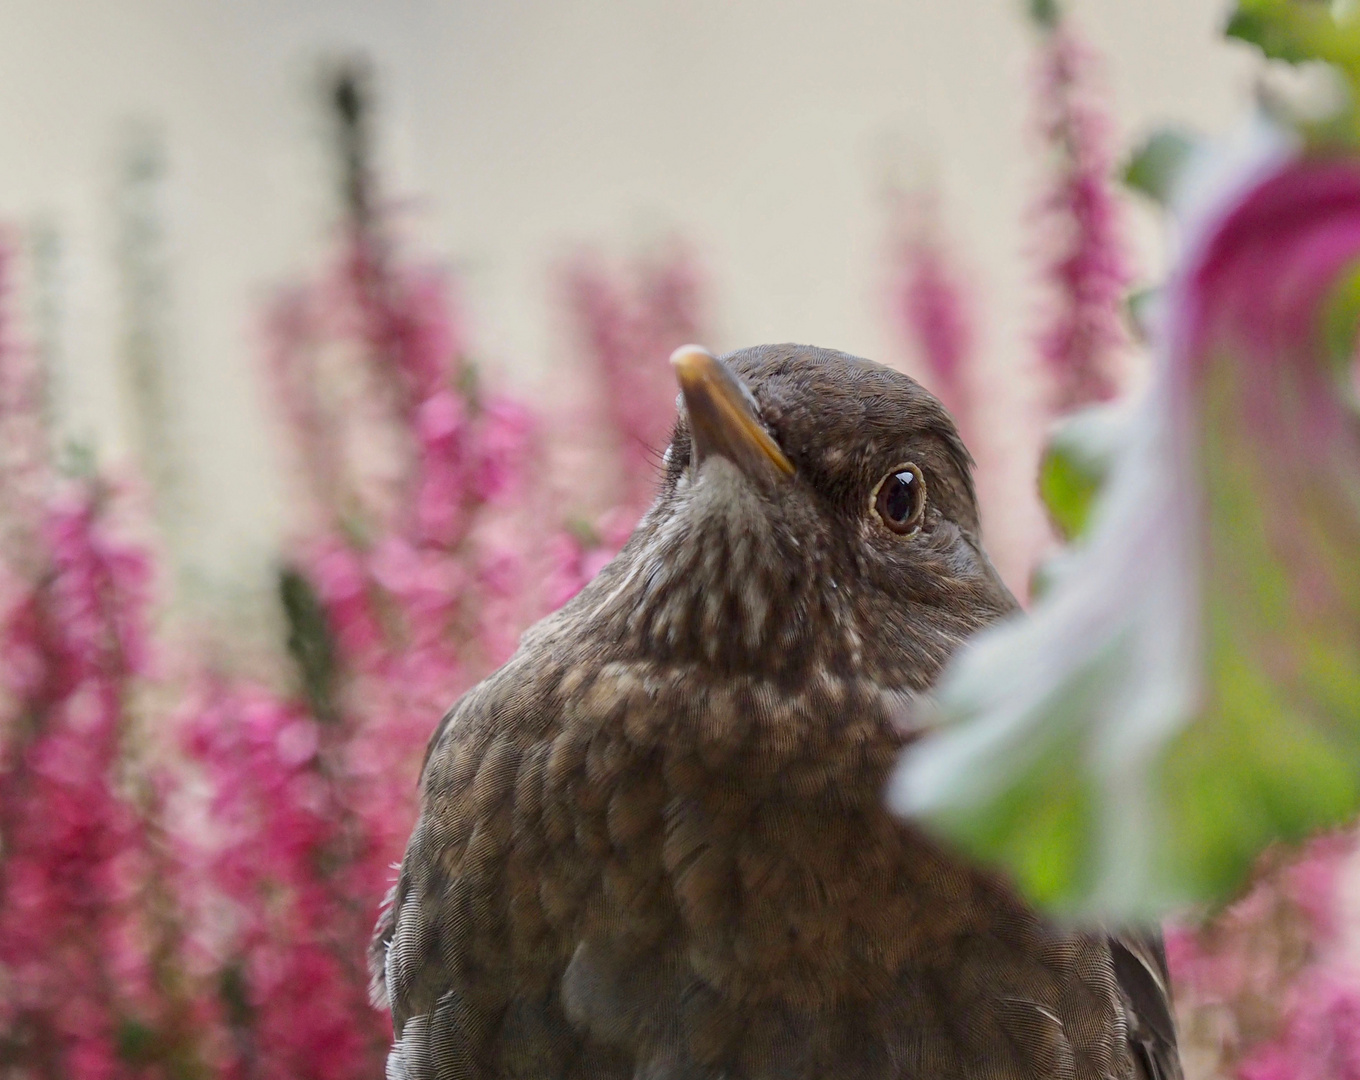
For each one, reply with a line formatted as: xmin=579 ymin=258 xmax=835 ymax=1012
xmin=576 ymin=343 xmax=1018 ymax=688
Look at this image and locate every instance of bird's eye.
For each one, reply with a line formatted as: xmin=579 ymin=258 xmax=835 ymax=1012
xmin=871 ymin=463 xmax=926 ymax=535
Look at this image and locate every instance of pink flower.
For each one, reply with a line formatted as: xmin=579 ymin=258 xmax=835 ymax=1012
xmin=542 ymin=514 xmax=631 ymax=609
xmin=563 ymin=247 xmax=706 ymax=513
xmin=0 ymin=481 xmax=183 ymax=1078
xmin=308 ymin=541 xmax=383 ymax=658
xmin=1240 ymin=971 xmax=1360 ymax=1080
xmin=892 ymin=189 xmax=976 ymax=426
xmin=206 ymin=165 xmax=544 ymax=1077
xmin=893 ymin=144 xmax=1360 ymax=917
xmin=417 ymin=387 xmax=466 ymax=446
xmin=1030 ymin=20 xmax=1132 ymax=412
xmin=180 ymin=677 xmax=393 ymax=1078
xmin=472 ymin=396 xmax=535 ymax=504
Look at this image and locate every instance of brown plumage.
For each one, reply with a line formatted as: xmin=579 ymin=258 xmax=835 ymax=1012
xmin=370 ymin=343 xmax=1182 ymax=1080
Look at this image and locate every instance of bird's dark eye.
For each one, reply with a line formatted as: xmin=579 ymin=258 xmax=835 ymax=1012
xmin=872 ymin=463 xmax=926 ymax=535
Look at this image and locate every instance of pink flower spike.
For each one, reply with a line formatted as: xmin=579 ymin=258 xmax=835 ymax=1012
xmin=892 ymin=189 xmax=976 ymax=428
xmin=1030 ymin=20 xmax=1133 ymax=413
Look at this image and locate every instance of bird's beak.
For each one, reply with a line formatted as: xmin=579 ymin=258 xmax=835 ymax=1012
xmin=670 ymin=345 xmax=794 ymax=482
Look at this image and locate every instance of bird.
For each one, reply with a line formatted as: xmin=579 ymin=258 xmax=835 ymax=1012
xmin=370 ymin=343 xmax=1181 ymax=1080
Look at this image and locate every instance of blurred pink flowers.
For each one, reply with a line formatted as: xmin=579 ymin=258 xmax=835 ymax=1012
xmin=1168 ymin=835 xmax=1360 ymax=1080
xmin=0 ymin=480 xmax=163 ymax=1077
xmin=545 ymin=246 xmax=709 ymax=606
xmin=182 ymin=678 xmax=388 ymax=1080
xmin=1030 ymin=18 xmax=1132 ymax=412
xmin=5 ymin=23 xmax=1360 ymax=1080
xmin=184 ymin=154 xmax=546 ymax=1072
xmin=892 ymin=190 xmax=977 ymax=430
xmin=563 ymin=247 xmax=704 ymax=515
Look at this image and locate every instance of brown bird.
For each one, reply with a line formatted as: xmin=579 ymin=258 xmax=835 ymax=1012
xmin=371 ymin=344 xmax=1181 ymax=1080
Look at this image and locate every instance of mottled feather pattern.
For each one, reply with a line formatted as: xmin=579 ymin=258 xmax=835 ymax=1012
xmin=372 ymin=345 xmax=1181 ymax=1080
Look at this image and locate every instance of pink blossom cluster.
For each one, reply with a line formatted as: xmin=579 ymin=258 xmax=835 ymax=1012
xmin=0 ymin=192 xmax=693 ymax=1079
xmin=180 ymin=679 xmax=388 ymax=1080
xmin=178 ymin=217 xmax=542 ymax=1076
xmin=1031 ymin=20 xmax=1133 ymax=413
xmin=0 ymin=482 xmax=165 ymax=1079
xmin=1167 ymin=835 xmax=1360 ymax=1080
xmin=545 ymin=248 xmax=708 ymax=606
xmin=563 ymin=248 xmax=704 ymax=514
xmin=541 ymin=508 xmax=637 ymax=611
xmin=891 ymin=191 xmax=977 ymax=431
xmin=183 ymin=208 xmax=713 ymax=1079
xmin=270 ymin=266 xmax=537 ymax=676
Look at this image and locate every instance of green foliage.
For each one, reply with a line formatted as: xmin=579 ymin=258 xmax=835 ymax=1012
xmin=116 ymin=1019 xmax=159 ymax=1065
xmin=57 ymin=439 xmax=98 ymax=479
xmin=279 ymin=566 xmax=339 ymax=723
xmin=1123 ymin=128 xmax=1198 ymax=206
xmin=1038 ymin=437 xmax=1102 ymax=542
xmin=914 ymin=664 xmax=1106 ymax=911
xmin=1125 ymin=287 xmax=1161 ymax=346
xmin=1227 ymin=0 xmax=1360 ymax=69
xmin=1028 ymin=0 xmax=1061 ymax=31
xmin=565 ymin=515 xmax=602 ymax=547
xmin=1227 ymin=0 xmax=1360 ymax=143
xmin=1037 ymin=404 xmax=1125 ymax=542
xmin=1323 ymin=256 xmax=1360 ymax=375
xmin=1157 ymin=370 xmax=1360 ymax=902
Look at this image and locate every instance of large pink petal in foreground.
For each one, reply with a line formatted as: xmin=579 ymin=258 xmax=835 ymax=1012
xmin=893 ymin=141 xmax=1360 ymax=918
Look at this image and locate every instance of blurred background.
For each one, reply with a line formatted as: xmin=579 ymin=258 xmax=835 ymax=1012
xmin=4 ymin=2 xmax=1352 ymax=1079
xmin=0 ymin=0 xmax=1254 ymax=616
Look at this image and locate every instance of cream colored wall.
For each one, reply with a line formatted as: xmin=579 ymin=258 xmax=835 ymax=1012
xmin=0 ymin=1 xmax=1259 ymax=607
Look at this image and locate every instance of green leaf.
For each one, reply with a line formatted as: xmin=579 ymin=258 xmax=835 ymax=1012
xmin=1228 ymin=5 xmax=1333 ymax=64
xmin=1227 ymin=0 xmax=1360 ymax=75
xmin=57 ymin=438 xmax=98 ymax=479
xmin=1125 ymin=286 xmax=1162 ymax=346
xmin=1037 ymin=403 xmax=1128 ymax=542
xmin=1323 ymin=256 xmax=1360 ymax=375
xmin=1226 ymin=0 xmax=1360 ymax=145
xmin=279 ymin=565 xmax=340 ymax=723
xmin=1038 ymin=444 xmax=1101 ymax=543
xmin=1028 ymin=0 xmax=1061 ymax=30
xmin=218 ymin=963 xmax=255 ymax=1030
xmin=456 ymin=358 xmax=481 ymax=409
xmin=565 ymin=515 xmax=602 ymax=547
xmin=1123 ymin=129 xmax=1198 ymax=206
xmin=116 ymin=1018 xmax=160 ymax=1065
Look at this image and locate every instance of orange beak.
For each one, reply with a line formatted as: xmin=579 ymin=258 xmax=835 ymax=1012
xmin=669 ymin=345 xmax=794 ymax=481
